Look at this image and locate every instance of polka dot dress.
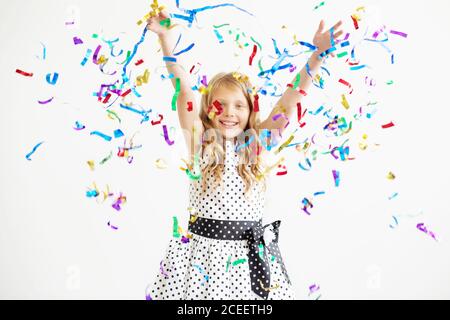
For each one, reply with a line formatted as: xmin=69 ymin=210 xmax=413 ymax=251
xmin=149 ymin=140 xmax=295 ymax=300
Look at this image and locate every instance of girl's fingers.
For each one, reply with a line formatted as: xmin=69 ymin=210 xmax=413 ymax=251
xmin=331 ymin=20 xmax=343 ymax=30
xmin=333 ymin=30 xmax=344 ymax=39
xmin=317 ymin=19 xmax=325 ymax=33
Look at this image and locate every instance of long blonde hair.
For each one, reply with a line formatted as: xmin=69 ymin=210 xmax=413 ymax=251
xmin=197 ymin=72 xmax=266 ymax=196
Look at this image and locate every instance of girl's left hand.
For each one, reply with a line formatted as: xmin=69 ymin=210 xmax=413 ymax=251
xmin=313 ymin=20 xmax=344 ymax=58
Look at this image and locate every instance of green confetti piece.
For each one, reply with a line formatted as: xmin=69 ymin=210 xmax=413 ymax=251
xmin=337 ymin=51 xmax=348 ymax=58
xmin=386 ymin=80 xmax=394 ymax=85
xmin=232 ymin=259 xmax=247 ymax=266
xmin=99 ymin=151 xmax=113 ymax=165
xmin=173 ymin=216 xmax=180 ymax=238
xmin=291 ymin=73 xmax=301 ymax=89
xmin=258 ymin=243 xmax=264 ymax=259
xmin=213 ymin=23 xmax=230 ymax=28
xmin=106 ymin=110 xmax=121 ymax=123
xmin=159 ymin=18 xmax=171 ymax=28
xmin=225 ymin=256 xmax=231 ymax=272
xmin=92 ymin=33 xmax=98 ymax=38
xmin=172 ymin=78 xmax=181 ymax=111
xmin=250 ymin=36 xmax=262 ymax=50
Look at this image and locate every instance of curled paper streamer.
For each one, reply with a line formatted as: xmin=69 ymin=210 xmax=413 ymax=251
xmin=162 ymin=125 xmax=175 ymax=145
xmin=25 ymin=141 xmax=44 ymax=161
xmin=193 ymin=264 xmax=209 ymax=286
xmin=38 ymin=97 xmax=54 ymax=104
xmin=73 ymin=121 xmax=85 ymax=130
xmin=90 ymin=131 xmax=112 ymax=141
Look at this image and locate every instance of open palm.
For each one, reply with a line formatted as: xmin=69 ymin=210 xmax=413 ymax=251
xmin=313 ymin=20 xmax=344 ymax=57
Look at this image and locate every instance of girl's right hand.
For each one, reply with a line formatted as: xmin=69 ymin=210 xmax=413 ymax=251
xmin=146 ymin=10 xmax=171 ymax=36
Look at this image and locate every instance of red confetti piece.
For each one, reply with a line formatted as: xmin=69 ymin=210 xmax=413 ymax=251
xmin=297 ymin=102 xmax=307 ymax=127
xmin=189 ymin=65 xmax=195 ymax=74
xmin=209 ymin=100 xmax=223 ymax=115
xmin=151 ymin=114 xmax=164 ymax=126
xmin=16 ymin=69 xmax=33 ymax=77
xmin=135 ymin=59 xmax=144 ymax=66
xmin=121 ymin=89 xmax=131 ymax=97
xmin=103 ymin=93 xmax=112 ymax=104
xmin=187 ymin=101 xmax=193 ymax=112
xmin=253 ymin=94 xmax=259 ymax=112
xmin=338 ymin=78 xmax=353 ymax=94
xmin=351 ymin=15 xmax=359 ymax=30
xmin=381 ymin=121 xmax=395 ymax=129
xmin=276 ymin=164 xmax=287 ymax=176
xmin=249 ymin=44 xmax=257 ymax=66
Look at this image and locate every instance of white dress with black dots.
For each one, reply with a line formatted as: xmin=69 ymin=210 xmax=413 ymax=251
xmin=149 ymin=140 xmax=295 ymax=300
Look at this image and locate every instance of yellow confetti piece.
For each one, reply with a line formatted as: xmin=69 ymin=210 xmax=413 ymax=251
xmin=387 ymin=171 xmax=396 ymax=180
xmin=137 ymin=0 xmax=166 ymax=25
xmin=96 ymin=55 xmax=108 ymax=65
xmin=155 ymin=158 xmax=168 ymax=169
xmin=358 ymin=142 xmax=368 ymax=150
xmin=87 ymin=160 xmax=95 ymax=171
xmin=258 ymin=279 xmax=280 ymax=292
xmin=362 ymin=134 xmax=368 ymax=140
xmin=136 ymin=69 xmax=150 ymax=86
xmin=257 ymin=157 xmax=285 ymax=181
xmin=198 ymin=86 xmax=209 ymax=95
xmin=341 ymin=94 xmax=350 ymax=109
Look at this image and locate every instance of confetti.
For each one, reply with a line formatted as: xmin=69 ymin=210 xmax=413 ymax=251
xmin=90 ymin=131 xmax=112 ymax=142
xmin=25 ymin=141 xmax=44 ymax=161
xmin=193 ymin=264 xmax=209 ymax=285
xmin=151 ymin=114 xmax=164 ymax=126
xmin=73 ymin=36 xmax=83 ymax=45
xmin=249 ymin=44 xmax=257 ymax=66
xmin=145 ymin=285 xmax=153 ymax=300
xmin=417 ymin=223 xmax=438 ymax=241
xmin=172 ymin=78 xmax=181 ymax=111
xmin=16 ymin=69 xmax=33 ymax=77
xmin=332 ymin=169 xmax=340 ymax=186
xmin=160 ymin=261 xmax=169 ymax=278
xmin=107 ymin=221 xmax=119 ymax=230
xmin=112 ymin=193 xmax=126 ymax=211
xmin=162 ymin=125 xmax=175 ymax=145
xmin=80 ymin=48 xmax=92 ymax=66
xmin=387 ymin=171 xmax=396 ymax=180
xmin=313 ymin=1 xmax=325 ymax=10
xmin=381 ymin=121 xmax=395 ymax=129
xmin=113 ymin=129 xmax=124 ymax=138
xmin=173 ymin=43 xmax=195 ymax=56
xmin=73 ymin=121 xmax=85 ymax=130
xmin=388 ymin=192 xmax=398 ymax=200
xmin=258 ymin=279 xmax=280 ymax=292
xmin=389 ymin=30 xmax=408 ymax=38
xmin=253 ymin=94 xmax=259 ymax=112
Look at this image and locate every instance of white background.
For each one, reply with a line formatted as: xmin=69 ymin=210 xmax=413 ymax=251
xmin=1 ymin=0 xmax=449 ymax=299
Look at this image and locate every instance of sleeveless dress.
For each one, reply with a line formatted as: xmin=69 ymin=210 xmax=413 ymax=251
xmin=149 ymin=139 xmax=295 ymax=300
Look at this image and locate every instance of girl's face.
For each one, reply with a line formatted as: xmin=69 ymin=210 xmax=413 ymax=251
xmin=208 ymin=85 xmax=250 ymax=140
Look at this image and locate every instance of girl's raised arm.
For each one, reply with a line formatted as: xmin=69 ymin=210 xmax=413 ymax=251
xmin=147 ymin=11 xmax=203 ymax=156
xmin=259 ymin=20 xmax=343 ymax=135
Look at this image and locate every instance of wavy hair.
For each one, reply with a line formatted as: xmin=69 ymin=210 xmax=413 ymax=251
xmin=196 ymin=72 xmax=266 ymax=197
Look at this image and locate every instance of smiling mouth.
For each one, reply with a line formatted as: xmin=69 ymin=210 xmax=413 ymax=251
xmin=219 ymin=120 xmax=239 ymax=128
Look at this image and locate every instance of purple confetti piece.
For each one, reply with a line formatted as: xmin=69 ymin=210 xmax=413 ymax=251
xmin=73 ymin=36 xmax=83 ymax=45
xmin=389 ymin=30 xmax=408 ymax=38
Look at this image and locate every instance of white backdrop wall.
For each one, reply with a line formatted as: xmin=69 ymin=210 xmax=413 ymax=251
xmin=1 ymin=0 xmax=449 ymax=299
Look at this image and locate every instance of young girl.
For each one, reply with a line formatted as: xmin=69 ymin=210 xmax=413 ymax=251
xmin=147 ymin=10 xmax=343 ymax=300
